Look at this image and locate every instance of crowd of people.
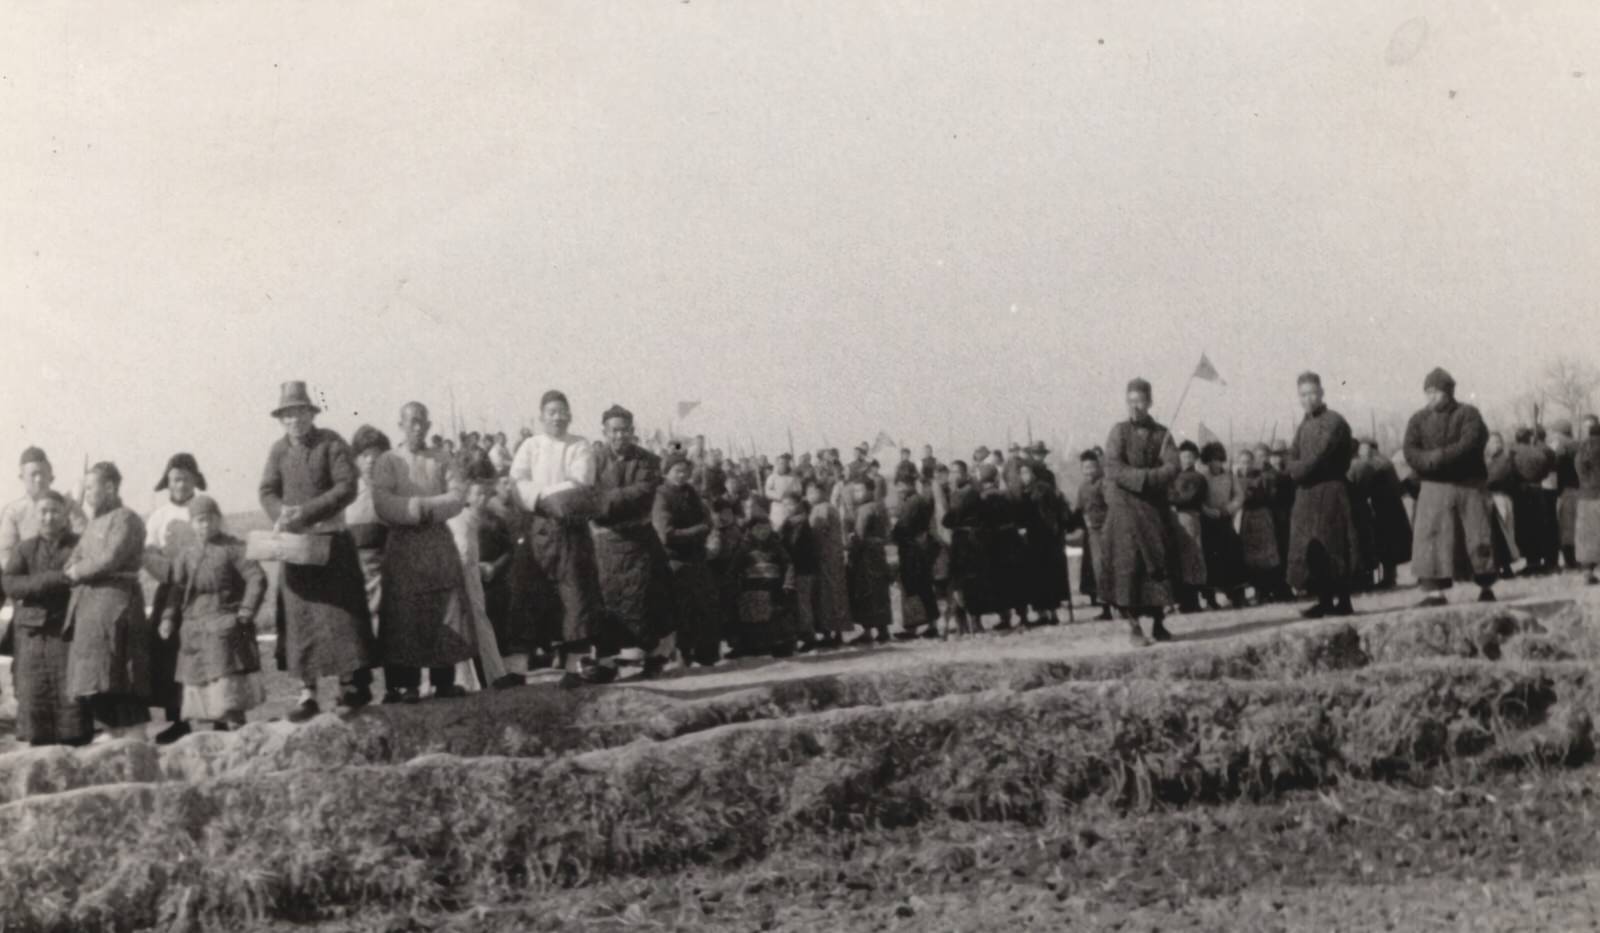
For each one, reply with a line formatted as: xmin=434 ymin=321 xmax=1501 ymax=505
xmin=3 ymin=367 xmax=1600 ymax=747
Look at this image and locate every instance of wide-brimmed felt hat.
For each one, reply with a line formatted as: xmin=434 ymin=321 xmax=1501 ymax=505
xmin=1026 ymin=441 xmax=1050 ymax=456
xmin=154 ymin=452 xmax=207 ymax=492
xmin=271 ymin=381 xmax=321 ymax=418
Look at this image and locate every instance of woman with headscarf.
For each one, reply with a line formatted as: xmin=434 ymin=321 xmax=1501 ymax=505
xmin=345 ymin=425 xmax=392 ymax=629
xmin=159 ymin=495 xmax=267 ymax=730
xmin=143 ymin=452 xmax=207 ymax=744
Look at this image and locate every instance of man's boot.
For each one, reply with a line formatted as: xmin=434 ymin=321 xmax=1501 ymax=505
xmin=1127 ymin=618 xmax=1150 ymax=648
xmin=1149 ymin=613 xmax=1172 ymax=643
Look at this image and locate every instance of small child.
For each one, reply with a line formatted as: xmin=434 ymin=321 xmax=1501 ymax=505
xmin=847 ymin=478 xmax=894 ymax=644
xmin=1233 ymin=449 xmax=1281 ymax=605
xmin=160 ymin=496 xmax=267 ymax=730
xmin=729 ymin=512 xmax=795 ymax=658
xmin=447 ymin=478 xmax=522 ymax=690
xmin=778 ymin=491 xmax=819 ymax=651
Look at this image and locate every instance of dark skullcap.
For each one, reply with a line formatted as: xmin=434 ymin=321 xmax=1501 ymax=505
xmin=600 ymin=404 xmax=633 ymax=425
xmin=18 ymin=446 xmax=48 ymax=468
xmin=1423 ymin=367 xmax=1455 ymax=394
xmin=1200 ymin=442 xmax=1228 ymax=464
xmin=1079 ymin=448 xmax=1101 ymax=462
xmin=1177 ymin=440 xmax=1200 ymax=456
xmin=1126 ymin=378 xmax=1153 ymax=398
xmin=35 ymin=489 xmax=66 ymax=506
xmin=540 ymin=390 xmax=570 ymax=409
xmin=1297 ymin=371 xmax=1322 ymax=387
xmin=89 ymin=461 xmax=122 ymax=487
xmin=349 ymin=425 xmax=392 ymax=459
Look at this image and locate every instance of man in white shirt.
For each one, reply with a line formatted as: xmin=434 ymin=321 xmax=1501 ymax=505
xmin=507 ymin=390 xmax=608 ymax=686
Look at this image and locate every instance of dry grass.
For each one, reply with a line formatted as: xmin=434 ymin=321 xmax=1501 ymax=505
xmin=2 ymin=597 xmax=1600 ymax=931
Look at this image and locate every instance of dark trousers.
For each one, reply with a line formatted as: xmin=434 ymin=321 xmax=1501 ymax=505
xmin=382 ymin=664 xmax=455 ymax=692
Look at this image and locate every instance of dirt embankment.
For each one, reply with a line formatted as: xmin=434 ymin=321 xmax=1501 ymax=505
xmin=1 ymin=596 xmax=1598 ymax=931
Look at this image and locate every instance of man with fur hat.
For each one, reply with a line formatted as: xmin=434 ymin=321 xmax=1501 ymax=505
xmin=258 ymin=381 xmax=377 ymax=720
xmin=1285 ymin=373 xmax=1363 ymax=617
xmin=1101 ymin=378 xmax=1181 ymax=646
xmin=591 ymin=404 xmax=673 ymax=679
xmin=1403 ymin=367 xmax=1497 ymax=606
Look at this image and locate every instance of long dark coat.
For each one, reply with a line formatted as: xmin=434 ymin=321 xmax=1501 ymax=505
xmin=941 ymin=484 xmax=985 ymax=595
xmin=1510 ymin=444 xmax=1554 ymax=564
xmin=3 ymin=532 xmax=92 ymax=743
xmin=1102 ymin=418 xmax=1180 ymax=611
xmin=1572 ymin=437 xmax=1600 ymax=565
xmin=64 ymin=504 xmax=153 ymax=715
xmin=259 ymin=427 xmax=376 ymax=678
xmin=1404 ymin=400 xmax=1495 ymax=581
xmin=1236 ymin=470 xmax=1280 ymax=572
xmin=1201 ymin=470 xmax=1246 ymax=591
xmin=1345 ymin=459 xmax=1381 ymax=576
xmin=892 ymin=491 xmax=940 ymax=626
xmin=847 ymin=501 xmax=894 ymax=629
xmin=1072 ymin=476 xmax=1109 ymax=600
xmin=1368 ymin=462 xmax=1414 ymax=566
xmin=653 ymin=482 xmax=720 ymax=663
xmin=1016 ymin=481 xmax=1069 ymax=611
xmin=592 ymin=444 xmax=672 ymax=650
xmin=163 ymin=535 xmax=266 ymax=685
xmin=1284 ymin=407 xmax=1363 ymax=591
xmin=972 ymin=488 xmax=1024 ymax=615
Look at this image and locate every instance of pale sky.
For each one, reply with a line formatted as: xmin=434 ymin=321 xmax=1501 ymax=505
xmin=2 ymin=1 xmax=1597 ymax=514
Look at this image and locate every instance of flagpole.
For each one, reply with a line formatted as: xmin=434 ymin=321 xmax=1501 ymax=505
xmin=1169 ymin=373 xmax=1197 ymax=427
xmin=787 ymin=427 xmax=795 ymax=457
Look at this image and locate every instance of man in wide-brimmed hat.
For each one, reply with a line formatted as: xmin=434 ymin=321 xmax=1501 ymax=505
xmin=143 ymin=451 xmax=209 ymax=744
xmin=1403 ymin=367 xmax=1497 ymax=606
xmin=258 ymin=381 xmax=376 ymax=720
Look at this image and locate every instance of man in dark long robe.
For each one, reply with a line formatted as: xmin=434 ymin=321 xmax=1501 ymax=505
xmin=1404 ymin=367 xmax=1497 ymax=606
xmin=259 ymin=381 xmax=376 ymax=720
xmin=2 ymin=491 xmax=92 ymax=745
xmin=891 ymin=475 xmax=940 ymax=637
xmin=592 ymin=404 xmax=673 ymax=678
xmin=1016 ymin=462 xmax=1068 ymax=625
xmin=1102 ymin=378 xmax=1181 ymax=646
xmin=370 ymin=402 xmax=476 ymax=703
xmin=1284 ymin=372 xmax=1363 ymax=618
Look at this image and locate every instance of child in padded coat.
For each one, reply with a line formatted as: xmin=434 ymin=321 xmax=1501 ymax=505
xmin=728 ymin=512 xmax=796 ymax=658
